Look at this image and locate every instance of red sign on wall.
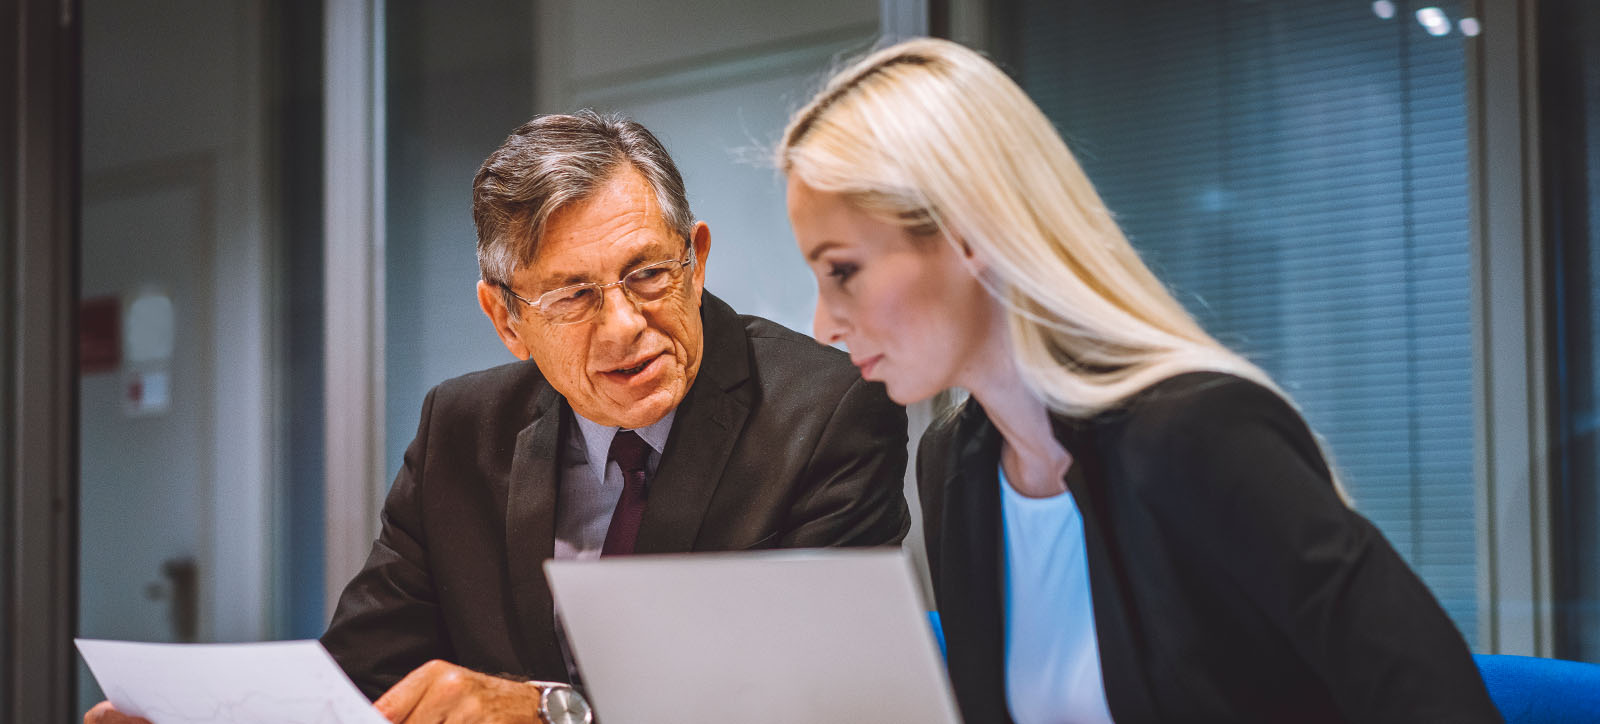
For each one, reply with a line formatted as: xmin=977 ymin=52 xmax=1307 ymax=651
xmin=79 ymin=296 xmax=120 ymax=374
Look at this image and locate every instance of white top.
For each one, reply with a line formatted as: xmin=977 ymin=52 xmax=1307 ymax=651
xmin=1001 ymin=466 xmax=1114 ymax=724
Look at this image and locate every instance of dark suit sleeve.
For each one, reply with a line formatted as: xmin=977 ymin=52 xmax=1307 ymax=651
xmin=914 ymin=404 xmax=962 ymax=591
xmin=320 ymin=386 xmax=446 ymax=701
xmin=779 ymin=376 xmax=911 ymax=548
xmin=1128 ymin=379 xmax=1500 ymax=723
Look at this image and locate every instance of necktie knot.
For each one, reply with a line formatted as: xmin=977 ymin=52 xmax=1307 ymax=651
xmin=608 ymin=430 xmax=651 ymax=476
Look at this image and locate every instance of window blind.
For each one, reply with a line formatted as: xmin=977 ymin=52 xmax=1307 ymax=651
xmin=1012 ymin=0 xmax=1479 ymax=645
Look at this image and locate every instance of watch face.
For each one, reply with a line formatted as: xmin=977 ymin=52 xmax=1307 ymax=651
xmin=541 ymin=686 xmax=593 ymax=724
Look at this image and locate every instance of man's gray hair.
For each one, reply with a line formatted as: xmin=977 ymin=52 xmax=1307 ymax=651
xmin=472 ymin=110 xmax=694 ymax=311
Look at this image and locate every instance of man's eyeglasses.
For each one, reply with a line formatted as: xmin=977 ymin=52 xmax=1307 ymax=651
xmin=500 ymin=250 xmax=696 ymax=325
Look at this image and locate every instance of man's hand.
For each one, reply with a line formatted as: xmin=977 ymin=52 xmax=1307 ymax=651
xmin=375 ymin=659 xmax=543 ymax=723
xmin=83 ymin=701 xmax=152 ymax=724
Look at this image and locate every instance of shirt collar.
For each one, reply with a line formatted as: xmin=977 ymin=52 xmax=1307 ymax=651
xmin=571 ymin=407 xmax=676 ymax=485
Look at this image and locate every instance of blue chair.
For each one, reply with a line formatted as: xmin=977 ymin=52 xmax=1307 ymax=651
xmin=928 ymin=616 xmax=1600 ymax=722
xmin=1475 ymin=654 xmax=1600 ymax=723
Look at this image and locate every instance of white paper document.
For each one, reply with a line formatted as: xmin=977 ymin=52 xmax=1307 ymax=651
xmin=75 ymin=638 xmax=387 ymax=724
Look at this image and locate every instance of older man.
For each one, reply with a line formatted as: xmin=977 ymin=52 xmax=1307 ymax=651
xmin=85 ymin=111 xmax=908 ymax=724
xmin=339 ymin=111 xmax=910 ymax=722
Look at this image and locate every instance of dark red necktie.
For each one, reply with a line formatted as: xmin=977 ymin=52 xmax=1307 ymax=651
xmin=601 ymin=430 xmax=651 ymax=556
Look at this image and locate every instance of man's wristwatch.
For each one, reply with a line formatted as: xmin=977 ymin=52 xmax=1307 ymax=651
xmin=531 ymin=681 xmax=592 ymax=724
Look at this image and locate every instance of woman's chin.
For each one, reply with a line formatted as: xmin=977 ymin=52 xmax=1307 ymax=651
xmin=881 ymin=378 xmax=939 ymax=407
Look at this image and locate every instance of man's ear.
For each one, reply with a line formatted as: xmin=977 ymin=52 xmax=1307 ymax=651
xmin=689 ymin=220 xmax=711 ymax=305
xmin=477 ymin=280 xmax=533 ymax=360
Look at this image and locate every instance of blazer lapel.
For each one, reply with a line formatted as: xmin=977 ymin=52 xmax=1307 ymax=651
xmin=939 ymin=400 xmax=1013 ymax=724
xmin=634 ymin=292 xmax=751 ymax=553
xmin=504 ymin=383 xmax=565 ymax=673
xmin=1055 ymin=413 xmax=1161 ymax=723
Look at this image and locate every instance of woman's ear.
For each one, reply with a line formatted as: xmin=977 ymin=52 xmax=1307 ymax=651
xmin=950 ymin=232 xmax=988 ymax=273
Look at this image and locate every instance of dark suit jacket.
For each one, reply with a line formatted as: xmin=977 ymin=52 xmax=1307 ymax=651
xmin=918 ymin=372 xmax=1501 ymax=723
xmin=323 ymin=292 xmax=910 ymax=699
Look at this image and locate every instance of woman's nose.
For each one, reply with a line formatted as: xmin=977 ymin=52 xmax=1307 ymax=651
xmin=812 ymin=298 xmax=845 ymax=345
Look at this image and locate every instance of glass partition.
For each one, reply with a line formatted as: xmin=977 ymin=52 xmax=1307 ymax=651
xmin=75 ymin=0 xmax=327 ymax=715
xmin=1547 ymin=0 xmax=1600 ymax=663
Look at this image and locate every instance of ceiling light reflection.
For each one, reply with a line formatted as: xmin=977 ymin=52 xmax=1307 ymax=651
xmin=1416 ymin=7 xmax=1452 ymax=37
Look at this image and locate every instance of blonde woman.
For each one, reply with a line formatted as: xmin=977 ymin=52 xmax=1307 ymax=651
xmin=778 ymin=38 xmax=1500 ymax=724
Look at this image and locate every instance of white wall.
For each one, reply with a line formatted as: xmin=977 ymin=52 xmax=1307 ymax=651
xmin=381 ymin=0 xmax=538 ymax=481
xmin=535 ymin=0 xmax=878 ymax=335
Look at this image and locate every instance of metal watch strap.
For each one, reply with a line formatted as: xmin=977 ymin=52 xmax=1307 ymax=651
xmin=530 ymin=680 xmax=592 ymax=724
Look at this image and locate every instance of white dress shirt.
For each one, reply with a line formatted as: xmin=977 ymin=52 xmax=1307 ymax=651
xmin=553 ymin=408 xmax=676 ymax=560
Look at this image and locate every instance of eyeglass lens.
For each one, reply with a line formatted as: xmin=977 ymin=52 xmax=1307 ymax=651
xmin=540 ymin=259 xmax=687 ymax=323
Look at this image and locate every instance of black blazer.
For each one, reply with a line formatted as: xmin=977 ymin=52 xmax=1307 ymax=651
xmin=918 ymin=372 xmax=1501 ymax=723
xmin=322 ymin=293 xmax=911 ymax=699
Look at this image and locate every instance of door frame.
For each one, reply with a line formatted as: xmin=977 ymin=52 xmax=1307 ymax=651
xmin=4 ymin=0 xmax=82 ymax=722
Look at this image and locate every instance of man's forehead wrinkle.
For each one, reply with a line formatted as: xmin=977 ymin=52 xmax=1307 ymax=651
xmin=510 ymin=162 xmax=664 ymax=260
xmin=531 ymin=240 xmax=672 ymax=287
xmin=520 ymin=208 xmax=677 ymax=290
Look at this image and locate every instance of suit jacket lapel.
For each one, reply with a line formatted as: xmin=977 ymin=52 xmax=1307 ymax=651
xmin=504 ymin=383 xmax=565 ymax=674
xmin=940 ymin=400 xmax=1013 ymax=724
xmin=635 ymin=292 xmax=751 ymax=553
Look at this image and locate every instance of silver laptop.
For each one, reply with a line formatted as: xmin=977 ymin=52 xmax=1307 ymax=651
xmin=545 ymin=549 xmax=963 ymax=724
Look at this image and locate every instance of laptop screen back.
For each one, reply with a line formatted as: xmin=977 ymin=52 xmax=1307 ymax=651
xmin=545 ymin=549 xmax=963 ymax=724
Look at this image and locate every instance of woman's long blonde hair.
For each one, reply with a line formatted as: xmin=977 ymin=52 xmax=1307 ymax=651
xmin=778 ymin=37 xmax=1286 ymax=423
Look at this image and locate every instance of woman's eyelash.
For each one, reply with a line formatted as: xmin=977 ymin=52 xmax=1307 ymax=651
xmin=826 ymin=262 xmax=858 ymax=282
